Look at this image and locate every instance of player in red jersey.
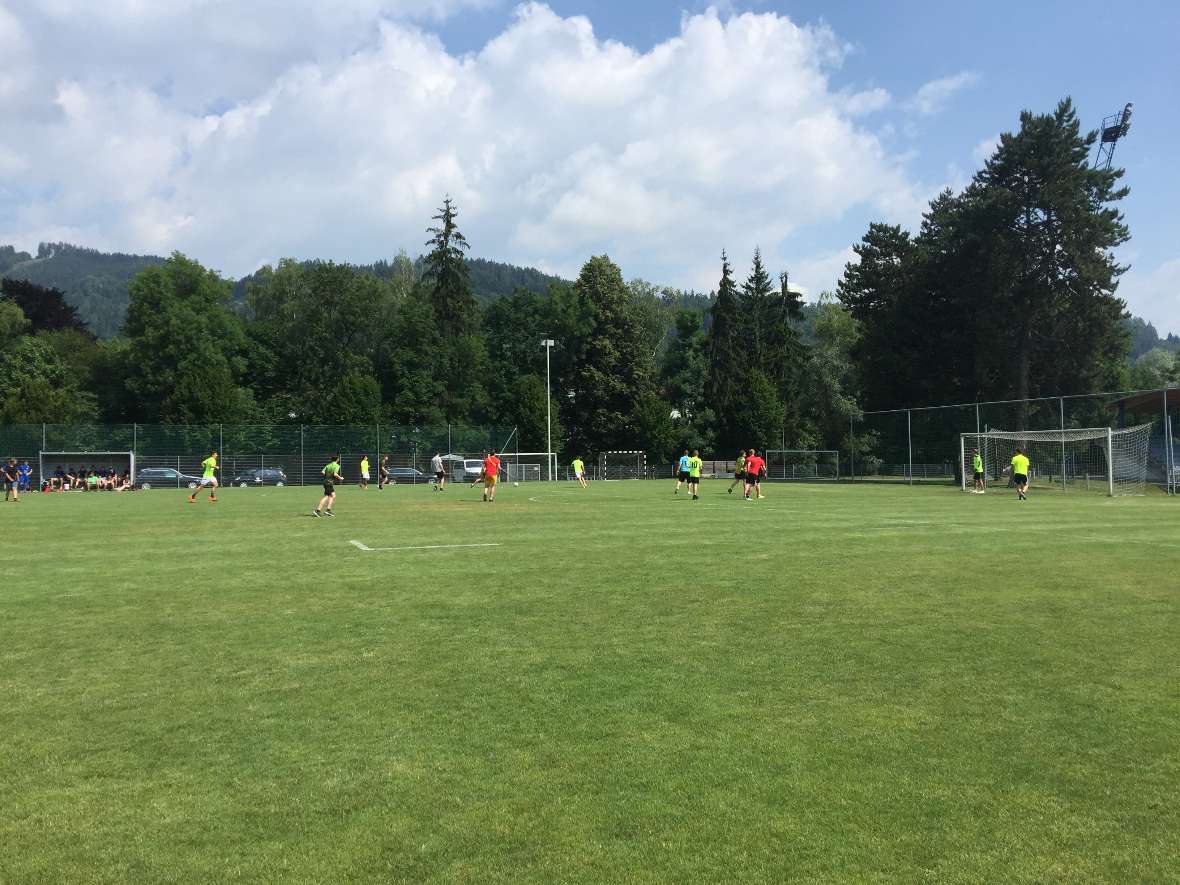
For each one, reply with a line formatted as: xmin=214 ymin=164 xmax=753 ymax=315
xmin=743 ymin=448 xmax=766 ymax=500
xmin=481 ymin=451 xmax=501 ymax=502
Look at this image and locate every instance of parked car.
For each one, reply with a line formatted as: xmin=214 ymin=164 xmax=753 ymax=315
xmin=230 ymin=467 xmax=287 ymax=487
xmin=447 ymin=457 xmax=485 ymax=484
xmin=386 ymin=467 xmax=426 ymax=485
xmin=137 ymin=467 xmax=203 ymax=489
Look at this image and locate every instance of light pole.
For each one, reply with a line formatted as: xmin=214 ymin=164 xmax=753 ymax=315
xmin=541 ymin=338 xmax=555 ymax=481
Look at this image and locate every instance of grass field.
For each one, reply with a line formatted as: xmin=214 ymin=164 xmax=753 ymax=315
xmin=3 ymin=478 xmax=1178 ymax=883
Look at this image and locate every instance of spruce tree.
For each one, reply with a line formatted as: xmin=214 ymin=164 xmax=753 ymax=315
xmin=424 ymin=196 xmax=478 ymax=338
xmin=705 ymin=251 xmax=745 ymax=447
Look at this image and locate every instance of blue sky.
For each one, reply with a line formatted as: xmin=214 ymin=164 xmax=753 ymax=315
xmin=1 ymin=1 xmax=1176 ymax=332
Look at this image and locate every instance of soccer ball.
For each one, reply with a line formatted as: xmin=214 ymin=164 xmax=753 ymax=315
xmin=513 ymin=481 xmax=520 ymax=487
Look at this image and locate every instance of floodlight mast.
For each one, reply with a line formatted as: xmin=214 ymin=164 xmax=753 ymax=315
xmin=1094 ymin=101 xmax=1132 ymax=170
xmin=541 ymin=338 xmax=556 ymax=480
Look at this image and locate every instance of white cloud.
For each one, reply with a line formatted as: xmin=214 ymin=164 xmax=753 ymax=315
xmin=973 ymin=133 xmax=999 ymax=165
xmin=1119 ymin=258 xmax=1180 ymax=336
xmin=786 ymin=246 xmax=858 ymax=298
xmin=0 ymin=1 xmax=937 ymax=292
xmin=908 ymin=71 xmax=979 ymax=116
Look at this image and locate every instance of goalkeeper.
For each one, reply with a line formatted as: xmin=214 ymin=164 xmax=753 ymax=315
xmin=972 ymin=448 xmax=985 ymax=493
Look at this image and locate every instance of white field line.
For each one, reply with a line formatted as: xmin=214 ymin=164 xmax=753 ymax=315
xmin=349 ymin=540 xmax=502 ymax=553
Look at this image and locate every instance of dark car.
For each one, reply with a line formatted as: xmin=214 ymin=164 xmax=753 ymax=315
xmin=387 ymin=467 xmax=426 ymax=484
xmin=136 ymin=467 xmax=203 ymax=489
xmin=230 ymin=467 xmax=287 ymax=487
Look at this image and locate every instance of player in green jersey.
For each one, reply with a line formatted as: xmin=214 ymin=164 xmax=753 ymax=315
xmin=1010 ymin=449 xmax=1030 ymax=501
xmin=728 ymin=450 xmax=746 ymax=494
xmin=188 ymin=451 xmax=219 ymax=503
xmin=572 ymin=456 xmax=588 ymax=488
xmin=972 ymin=448 xmax=985 ymax=493
xmin=314 ymin=454 xmax=343 ymax=517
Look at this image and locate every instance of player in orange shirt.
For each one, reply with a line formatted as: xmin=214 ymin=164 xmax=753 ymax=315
xmin=481 ymin=451 xmax=501 ymax=502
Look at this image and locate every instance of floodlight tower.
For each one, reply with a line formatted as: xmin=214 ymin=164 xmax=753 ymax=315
xmin=1094 ymin=102 xmax=1132 ymax=170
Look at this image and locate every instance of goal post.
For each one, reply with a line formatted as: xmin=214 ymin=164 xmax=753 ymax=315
xmin=599 ymin=451 xmax=646 ymax=480
xmin=959 ymin=425 xmax=1151 ymax=496
xmin=763 ymin=449 xmax=839 ymax=481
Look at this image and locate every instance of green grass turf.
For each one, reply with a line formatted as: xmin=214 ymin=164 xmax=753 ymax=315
xmin=2 ymin=479 xmax=1178 ymax=883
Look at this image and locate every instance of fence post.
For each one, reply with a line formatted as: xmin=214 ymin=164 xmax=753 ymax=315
xmin=907 ymin=409 xmax=913 ymax=486
xmin=42 ymin=422 xmax=46 ymax=450
xmin=300 ymin=425 xmax=305 ymax=486
xmin=133 ymin=423 xmax=137 ymax=456
xmin=1059 ymin=396 xmax=1067 ymax=493
xmin=849 ymin=417 xmax=855 ymax=482
xmin=1164 ymin=389 xmax=1171 ymax=495
xmin=219 ymin=424 xmax=224 ymax=469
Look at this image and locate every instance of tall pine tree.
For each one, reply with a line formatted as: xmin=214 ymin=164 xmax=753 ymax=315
xmin=706 ymin=251 xmax=745 ymax=448
xmin=424 ymin=196 xmax=478 ymax=338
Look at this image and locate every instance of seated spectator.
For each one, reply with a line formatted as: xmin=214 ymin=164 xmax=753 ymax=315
xmin=117 ymin=471 xmax=132 ymax=491
xmin=85 ymin=471 xmax=99 ymax=491
xmin=51 ymin=467 xmax=65 ymax=491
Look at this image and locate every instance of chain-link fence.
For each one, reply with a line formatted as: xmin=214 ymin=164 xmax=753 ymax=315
xmin=847 ymin=387 xmax=1178 ymax=492
xmin=0 ymin=424 xmax=517 ymax=488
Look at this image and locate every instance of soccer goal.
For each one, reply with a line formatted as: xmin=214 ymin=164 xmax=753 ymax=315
xmin=506 ymin=463 xmax=542 ymax=483
xmin=764 ymin=449 xmax=840 ymax=480
xmin=599 ymin=450 xmax=646 ymax=480
xmin=40 ymin=451 xmax=136 ymax=485
xmin=960 ymin=426 xmax=1151 ymax=496
xmin=502 ymin=452 xmax=557 ymax=481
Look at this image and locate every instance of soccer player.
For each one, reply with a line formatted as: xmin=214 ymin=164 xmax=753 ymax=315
xmin=972 ymin=448 xmax=985 ymax=494
xmin=728 ymin=450 xmax=746 ymax=494
xmin=431 ymin=451 xmax=445 ymax=491
xmin=359 ymin=454 xmax=370 ymax=490
xmin=188 ymin=451 xmax=219 ymax=503
xmin=572 ymin=456 xmax=588 ymax=488
xmin=18 ymin=460 xmax=31 ymax=492
xmin=1011 ymin=448 xmax=1030 ymax=501
xmin=686 ymin=449 xmax=703 ymax=500
xmin=3 ymin=458 xmax=19 ymax=503
xmin=481 ymin=450 xmax=501 ymax=502
xmin=674 ymin=450 xmax=690 ymax=494
xmin=379 ymin=455 xmax=390 ymax=490
xmin=313 ymin=453 xmax=343 ymax=517
xmin=743 ymin=449 xmax=766 ymax=500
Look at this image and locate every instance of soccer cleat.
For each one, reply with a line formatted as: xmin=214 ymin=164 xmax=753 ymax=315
xmin=728 ymin=487 xmax=733 ymax=494
xmin=312 ymin=510 xmax=320 ymax=517
xmin=209 ymin=496 xmax=217 ymax=503
xmin=188 ymin=495 xmax=197 ymax=504
xmin=325 ymin=510 xmax=334 ymax=517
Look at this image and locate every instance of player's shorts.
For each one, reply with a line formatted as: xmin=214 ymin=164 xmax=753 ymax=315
xmin=361 ymin=472 xmax=370 ymax=480
xmin=323 ymin=481 xmax=335 ymax=495
xmin=677 ymin=471 xmax=689 ymax=482
xmin=199 ymin=476 xmax=216 ymax=486
xmin=973 ymin=471 xmax=984 ymax=481
xmin=485 ymin=474 xmax=497 ymax=486
xmin=3 ymin=480 xmax=15 ymax=491
xmin=575 ymin=471 xmax=584 ymax=479
xmin=748 ymin=474 xmax=761 ymax=484
xmin=435 ymin=471 xmax=445 ymax=481
xmin=688 ymin=474 xmax=700 ymax=483
xmin=734 ymin=471 xmax=746 ymax=481
xmin=1013 ymin=473 xmax=1027 ymax=485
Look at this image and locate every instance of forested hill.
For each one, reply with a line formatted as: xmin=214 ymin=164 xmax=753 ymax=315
xmin=0 ymin=243 xmax=571 ymax=338
xmin=0 ymin=243 xmax=166 ymax=338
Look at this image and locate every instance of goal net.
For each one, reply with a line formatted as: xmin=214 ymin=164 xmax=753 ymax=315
xmin=960 ymin=425 xmax=1151 ymax=496
xmin=506 ymin=463 xmax=542 ymax=483
xmin=598 ymin=450 xmax=646 ymax=480
xmin=764 ymin=449 xmax=839 ymax=480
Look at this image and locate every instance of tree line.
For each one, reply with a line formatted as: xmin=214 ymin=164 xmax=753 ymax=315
xmin=1 ymin=98 xmax=1173 ymax=461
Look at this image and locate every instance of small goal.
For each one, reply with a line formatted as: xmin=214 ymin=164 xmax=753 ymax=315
xmin=599 ymin=450 xmax=646 ymax=480
xmin=960 ymin=426 xmax=1151 ymax=496
xmin=764 ymin=449 xmax=839 ymax=480
xmin=40 ymin=451 xmax=135 ymax=484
